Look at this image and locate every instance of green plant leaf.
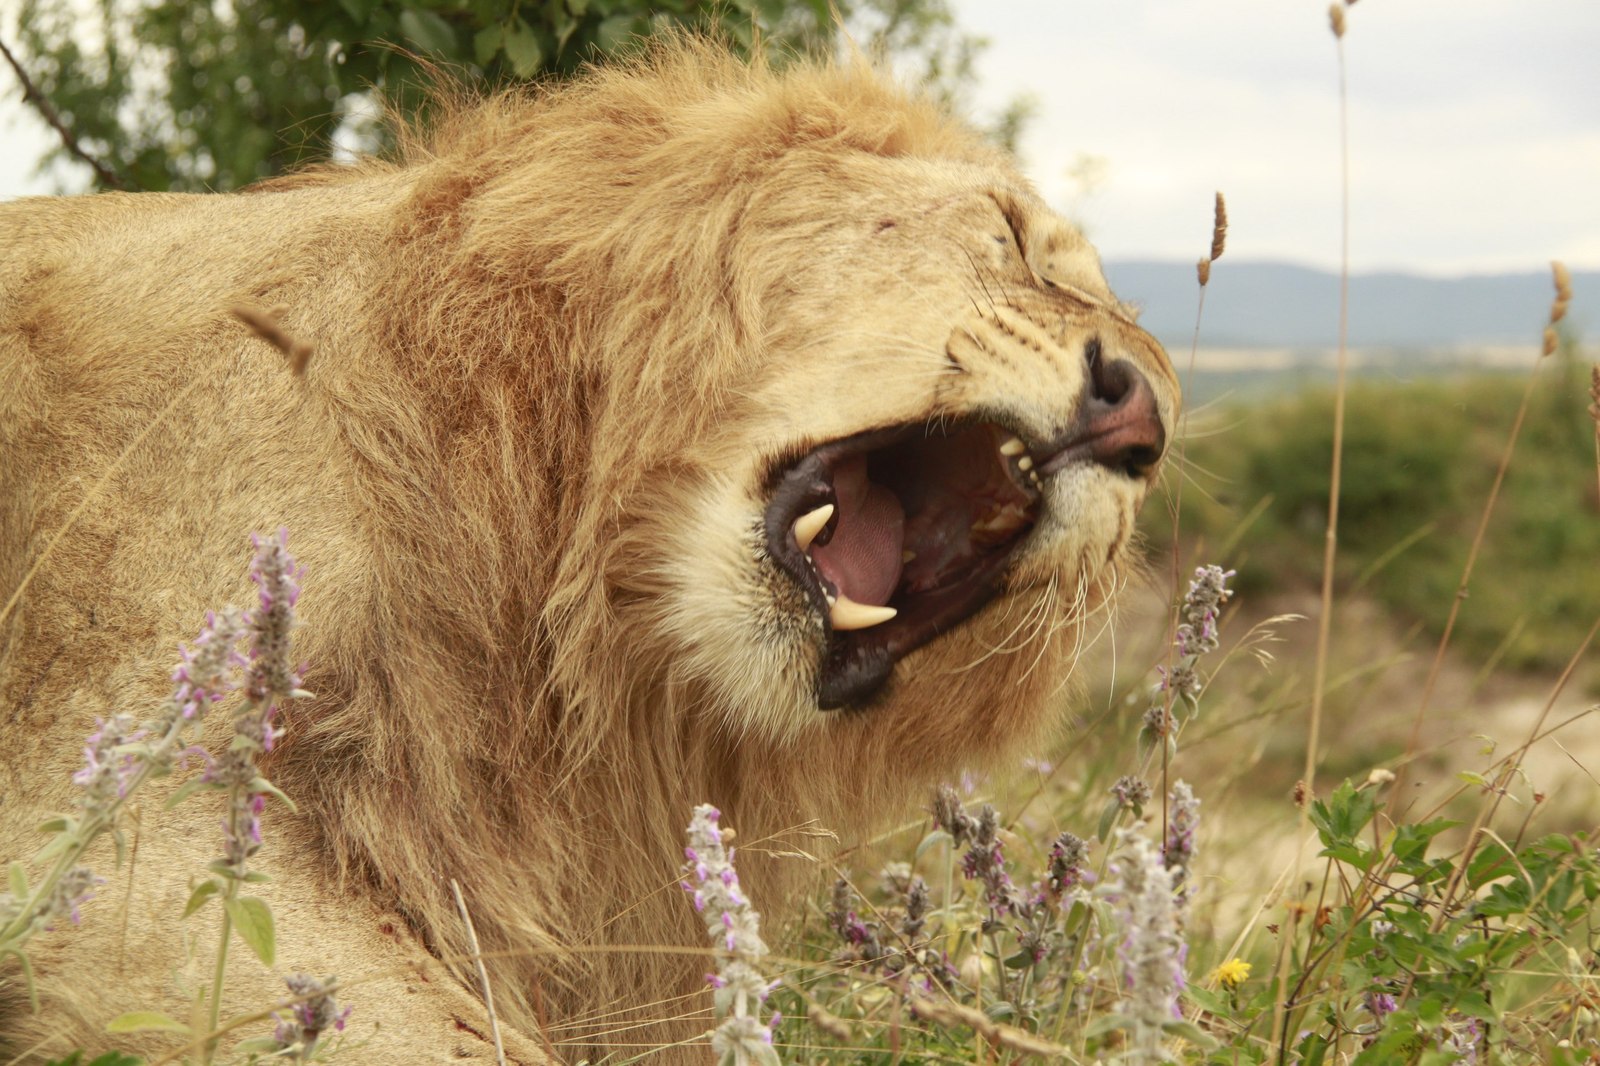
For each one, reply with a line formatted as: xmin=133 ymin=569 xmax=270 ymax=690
xmin=473 ymin=22 xmax=505 ymax=65
xmin=106 ymin=1010 xmax=192 ymax=1034
xmin=398 ymin=9 xmax=458 ymax=56
xmin=2 ymin=946 xmax=40 ymax=1012
xmin=164 ymin=777 xmax=210 ymax=810
xmin=504 ymin=19 xmax=545 ymax=76
xmin=36 ymin=816 xmax=71 ymax=834
xmin=248 ymin=777 xmax=298 ymax=814
xmin=8 ymin=861 xmax=27 ymax=900
xmin=914 ymin=828 xmax=952 ymax=861
xmin=181 ymin=879 xmax=221 ymax=919
xmin=225 ymin=896 xmax=276 ymax=966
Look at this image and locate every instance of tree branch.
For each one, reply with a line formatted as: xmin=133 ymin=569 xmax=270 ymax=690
xmin=0 ymin=34 xmax=124 ymax=190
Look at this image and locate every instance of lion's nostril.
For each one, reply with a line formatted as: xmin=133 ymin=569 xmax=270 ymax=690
xmin=1084 ymin=337 xmax=1132 ymax=407
xmin=1037 ymin=350 xmax=1166 ymax=479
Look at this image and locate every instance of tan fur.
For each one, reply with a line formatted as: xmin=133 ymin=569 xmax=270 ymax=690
xmin=0 ymin=42 xmax=1177 ymax=1063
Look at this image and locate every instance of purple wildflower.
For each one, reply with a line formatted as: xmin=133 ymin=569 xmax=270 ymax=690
xmin=270 ymin=973 xmax=352 ymax=1060
xmin=73 ymin=714 xmax=142 ymax=812
xmin=1111 ymin=775 xmax=1153 ymax=814
xmin=1151 ymin=565 xmax=1235 ymax=728
xmin=1042 ymin=831 xmax=1090 ymax=903
xmin=1442 ymin=1015 xmax=1481 ymax=1063
xmin=681 ymin=804 xmax=779 ymax=1064
xmin=1365 ymin=990 xmax=1398 ymax=1026
xmin=42 ymin=867 xmax=101 ymax=929
xmin=1163 ymin=780 xmax=1201 ymax=904
xmin=1102 ymin=826 xmax=1188 ymax=1062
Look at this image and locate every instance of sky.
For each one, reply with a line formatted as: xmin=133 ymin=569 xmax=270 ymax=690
xmin=2 ymin=1 xmax=1596 ymax=276
xmin=950 ymin=0 xmax=1600 ymax=275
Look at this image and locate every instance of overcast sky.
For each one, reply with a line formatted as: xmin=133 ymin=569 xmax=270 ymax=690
xmin=952 ymin=0 xmax=1600 ymax=275
xmin=2 ymin=1 xmax=1596 ymax=276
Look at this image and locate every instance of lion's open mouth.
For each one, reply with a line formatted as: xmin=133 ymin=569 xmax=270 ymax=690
xmin=764 ymin=421 xmax=1043 ymax=708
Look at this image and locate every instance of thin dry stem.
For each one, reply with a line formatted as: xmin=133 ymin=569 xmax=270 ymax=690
xmin=1392 ymin=259 xmax=1571 ymax=811
xmin=232 ymin=304 xmax=314 ymax=375
xmin=909 ymin=995 xmax=1074 ymax=1059
xmin=1279 ymin=22 xmax=1350 ymax=1061
xmin=0 ymin=35 xmax=124 ymax=189
xmin=0 ymin=373 xmax=219 ymax=628
xmin=1423 ymin=612 xmax=1600 ymax=932
xmin=1589 ymin=365 xmax=1600 ymax=507
xmin=1164 ymin=189 xmax=1228 ymax=833
xmin=452 ymin=878 xmax=509 ymax=1066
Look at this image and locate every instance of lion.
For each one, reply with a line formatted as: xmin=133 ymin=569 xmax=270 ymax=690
xmin=0 ymin=40 xmax=1177 ymax=1063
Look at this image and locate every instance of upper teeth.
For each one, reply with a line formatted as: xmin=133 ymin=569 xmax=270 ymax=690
xmin=793 ymin=503 xmax=834 ymax=551
xmin=1000 ymin=436 xmax=1026 ymax=457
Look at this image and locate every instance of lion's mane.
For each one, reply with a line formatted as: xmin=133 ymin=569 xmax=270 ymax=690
xmin=0 ymin=40 xmax=1173 ymax=1062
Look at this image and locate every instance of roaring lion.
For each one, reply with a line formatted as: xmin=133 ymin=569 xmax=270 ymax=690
xmin=0 ymin=41 xmax=1177 ymax=1063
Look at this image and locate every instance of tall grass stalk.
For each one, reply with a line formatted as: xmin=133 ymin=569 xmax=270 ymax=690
xmin=1391 ymin=267 xmax=1574 ymax=810
xmin=1164 ymin=192 xmax=1228 ymax=836
xmin=1273 ymin=6 xmax=1354 ymax=1059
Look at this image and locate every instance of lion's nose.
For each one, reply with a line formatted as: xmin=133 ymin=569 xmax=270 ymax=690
xmin=1038 ymin=337 xmax=1167 ymax=479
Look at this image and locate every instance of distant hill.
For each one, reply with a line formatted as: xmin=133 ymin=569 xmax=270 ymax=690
xmin=1103 ymin=260 xmax=1600 ymax=352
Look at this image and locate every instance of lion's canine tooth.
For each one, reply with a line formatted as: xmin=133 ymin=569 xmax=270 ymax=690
xmin=999 ymin=436 xmax=1026 ymax=457
xmin=901 ymin=549 xmax=916 ymax=563
xmin=793 ymin=503 xmax=834 ymax=551
xmin=1017 ymin=456 xmax=1034 ymax=471
xmin=830 ymin=593 xmax=897 ymax=631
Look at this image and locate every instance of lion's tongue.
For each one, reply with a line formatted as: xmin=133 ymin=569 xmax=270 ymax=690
xmin=811 ymin=455 xmax=905 ymax=607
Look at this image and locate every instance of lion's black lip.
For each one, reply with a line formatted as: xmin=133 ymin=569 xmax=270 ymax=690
xmin=763 ymin=420 xmax=1043 ymax=709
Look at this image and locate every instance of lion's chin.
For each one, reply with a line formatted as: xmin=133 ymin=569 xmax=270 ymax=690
xmin=762 ymin=420 xmax=1049 ymax=708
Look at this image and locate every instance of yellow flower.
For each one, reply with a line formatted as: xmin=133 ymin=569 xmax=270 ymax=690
xmin=1210 ymin=958 xmax=1252 ymax=990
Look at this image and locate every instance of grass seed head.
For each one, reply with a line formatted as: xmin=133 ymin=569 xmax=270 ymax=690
xmin=1210 ymin=191 xmax=1228 ymax=262
xmin=1552 ymin=260 xmax=1572 ymax=323
xmin=1329 ymin=4 xmax=1346 ymax=38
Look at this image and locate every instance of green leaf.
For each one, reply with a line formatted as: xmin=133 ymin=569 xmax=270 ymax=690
xmin=1161 ymin=1018 xmax=1218 ymax=1048
xmin=36 ymin=816 xmax=71 ymax=834
xmin=181 ymin=879 xmax=222 ymax=919
xmin=1083 ymin=1011 xmax=1136 ymax=1038
xmin=8 ymin=861 xmax=27 ymax=900
xmin=248 ymin=776 xmax=299 ymax=814
xmin=107 ymin=1010 xmax=193 ymax=1034
xmin=473 ymin=23 xmax=505 ymax=66
xmin=164 ymin=777 xmax=210 ymax=810
xmin=1309 ymin=780 xmax=1378 ymax=850
xmin=398 ymin=9 xmax=458 ymax=56
xmin=1184 ymin=984 xmax=1229 ymax=1014
xmin=594 ymin=14 xmax=646 ymax=54
xmin=504 ymin=20 xmax=545 ymax=77
xmin=1392 ymin=819 xmax=1459 ymax=867
xmin=1096 ymin=796 xmax=1119 ymax=843
xmin=914 ymin=828 xmax=952 ymax=861
xmin=567 ymin=0 xmax=591 ymax=15
xmin=225 ymin=896 xmax=276 ymax=966
xmin=2 ymin=946 xmax=41 ymax=1012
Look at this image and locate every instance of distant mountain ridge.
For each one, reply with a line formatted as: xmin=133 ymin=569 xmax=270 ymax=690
xmin=1103 ymin=260 xmax=1600 ymax=352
